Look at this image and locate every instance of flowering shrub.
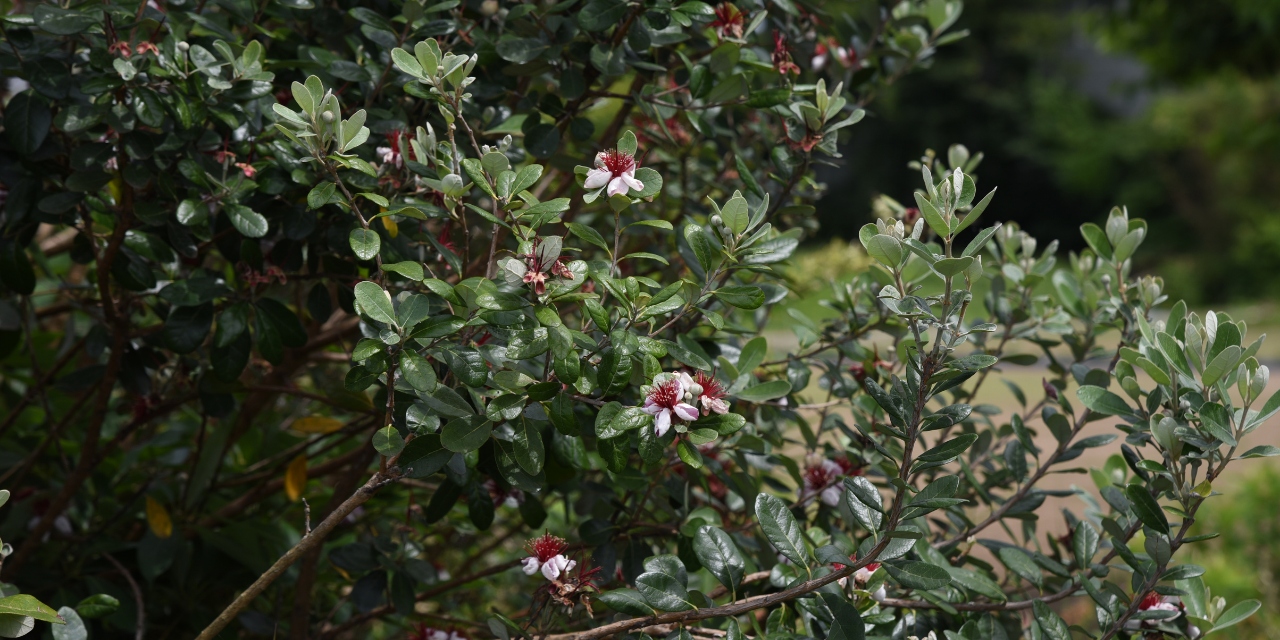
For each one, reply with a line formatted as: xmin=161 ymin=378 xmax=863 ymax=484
xmin=0 ymin=0 xmax=1270 ymax=639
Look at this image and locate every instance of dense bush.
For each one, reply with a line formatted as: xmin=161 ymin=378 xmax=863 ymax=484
xmin=0 ymin=0 xmax=1271 ymax=639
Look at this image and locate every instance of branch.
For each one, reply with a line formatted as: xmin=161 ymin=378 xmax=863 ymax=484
xmin=193 ymin=471 xmax=394 ymax=640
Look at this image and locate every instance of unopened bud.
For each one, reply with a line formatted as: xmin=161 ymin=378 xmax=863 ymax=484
xmin=1100 ymin=274 xmax=1112 ymax=288
xmin=688 ymin=383 xmax=703 ymax=397
xmin=710 ymin=214 xmax=722 ymax=227
xmin=176 ymin=41 xmax=190 ymax=52
xmin=480 ymin=0 xmax=499 ymax=15
xmin=321 ymin=111 xmax=335 ymax=123
xmin=721 ymin=225 xmax=732 ymax=237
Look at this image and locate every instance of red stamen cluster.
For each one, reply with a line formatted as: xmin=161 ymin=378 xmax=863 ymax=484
xmin=709 ymin=3 xmax=746 ymax=39
xmin=525 ymin=532 xmax=568 ymax=563
xmin=648 ymin=378 xmax=683 ymax=409
xmin=803 ymin=464 xmax=839 ymax=489
xmin=832 ymin=553 xmax=879 ymax=572
xmin=1138 ymin=593 xmax=1164 ymax=610
xmin=598 ymin=149 xmax=638 ymax=178
xmin=695 ymin=371 xmax=726 ymax=401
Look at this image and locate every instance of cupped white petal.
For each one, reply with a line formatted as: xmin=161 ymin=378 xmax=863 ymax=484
xmin=654 ymin=408 xmax=672 ymax=437
xmin=521 ymin=557 xmax=542 ymax=576
xmin=820 ymin=485 xmax=842 ymax=507
xmin=674 ymin=403 xmax=700 ymax=422
xmin=606 ymin=176 xmax=631 ymax=198
xmin=584 ymin=168 xmax=612 ymax=189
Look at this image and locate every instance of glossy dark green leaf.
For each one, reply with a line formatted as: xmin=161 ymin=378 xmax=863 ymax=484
xmin=1124 ymin=483 xmax=1169 ymax=534
xmin=163 ymin=302 xmax=213 ymax=353
xmin=5 ymin=91 xmax=51 ymax=155
xmin=754 ymin=493 xmax=807 ymax=568
xmin=399 ymin=434 xmax=452 ymax=478
xmin=634 ymin=572 xmax=694 ymax=612
xmin=441 ymin=416 xmax=493 ymax=452
xmin=693 ymin=525 xmax=744 ymax=595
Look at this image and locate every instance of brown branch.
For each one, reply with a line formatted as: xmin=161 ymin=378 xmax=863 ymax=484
xmin=104 ymin=552 xmax=146 ymax=640
xmin=193 ymin=471 xmax=395 ymax=640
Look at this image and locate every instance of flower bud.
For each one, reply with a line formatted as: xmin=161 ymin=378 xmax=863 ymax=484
xmin=480 ymin=0 xmax=499 ymax=14
xmin=176 ymin=41 xmax=190 ymax=52
xmin=710 ymin=214 xmax=722 ymax=227
xmin=721 ymin=226 xmax=732 ymax=238
xmin=688 ymin=383 xmax=703 ymax=397
xmin=321 ymin=111 xmax=335 ymax=123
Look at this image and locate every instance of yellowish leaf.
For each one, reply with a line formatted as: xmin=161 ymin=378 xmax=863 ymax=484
xmin=146 ymin=496 xmax=172 ymax=539
xmin=285 ymin=455 xmax=308 ymax=502
xmin=382 ymin=216 xmax=399 ymax=238
xmin=292 ymin=416 xmax=345 ymax=433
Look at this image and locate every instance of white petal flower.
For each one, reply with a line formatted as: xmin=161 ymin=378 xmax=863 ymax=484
xmin=541 ymin=554 xmax=575 ymax=581
xmin=871 ymin=585 xmax=886 ymax=602
xmin=653 ymin=408 xmax=672 ymax=437
xmin=584 ymin=167 xmax=612 ymax=189
xmin=674 ymin=402 xmax=699 ymax=422
xmin=521 ymin=556 xmax=542 ymax=576
xmin=819 ymin=485 xmax=842 ymax=507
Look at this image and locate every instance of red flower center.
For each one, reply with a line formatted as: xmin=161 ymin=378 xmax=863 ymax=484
xmin=1138 ymin=593 xmax=1163 ymax=610
xmin=599 ymin=149 xmax=637 ymax=177
xmin=695 ymin=371 xmax=726 ymax=400
xmin=803 ymin=463 xmax=838 ymax=488
xmin=648 ymin=378 xmax=683 ymax=409
xmin=525 ymin=533 xmax=568 ymax=563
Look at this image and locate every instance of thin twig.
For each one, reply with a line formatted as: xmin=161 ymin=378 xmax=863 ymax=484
xmin=104 ymin=553 xmax=146 ymax=640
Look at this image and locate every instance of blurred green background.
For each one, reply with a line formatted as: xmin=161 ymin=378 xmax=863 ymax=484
xmin=816 ymin=0 xmax=1280 ymax=306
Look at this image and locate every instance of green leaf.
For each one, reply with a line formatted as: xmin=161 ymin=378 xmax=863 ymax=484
xmin=597 ymin=589 xmax=656 ymax=616
xmin=1080 ymin=222 xmax=1112 ymax=260
xmin=349 ymin=228 xmax=381 ymax=260
xmin=1073 ymin=522 xmax=1098 ymax=568
xmin=997 ymin=547 xmax=1042 ymax=588
xmin=441 ymin=416 xmax=493 ymax=452
xmin=255 ymin=298 xmax=308 ymax=348
xmin=1076 ymin=385 xmax=1134 ymax=417
xmin=662 ymin=340 xmax=712 ymax=371
xmin=914 ymin=192 xmax=949 ymax=238
xmin=73 ymin=595 xmax=119 ymax=620
xmin=4 ymin=91 xmax=51 ymax=155
xmin=354 ymin=281 xmax=398 ymax=326
xmin=400 ymin=352 xmax=437 ymax=392
xmin=1212 ymin=600 xmax=1261 ymax=632
xmin=932 ymin=256 xmax=974 ymax=277
xmin=226 ymin=204 xmax=268 ymax=238
xmin=735 ymin=380 xmax=791 ymax=402
xmin=754 ymin=493 xmax=808 ymax=569
xmin=1236 ymin=445 xmax=1280 ymax=459
xmin=1124 ymin=483 xmax=1169 ymax=534
xmin=945 ymin=566 xmax=1005 ymax=602
xmin=684 ymin=223 xmax=716 ymax=274
xmin=308 ymin=182 xmax=337 ymax=209
xmin=399 ymin=434 xmax=452 ymax=478
xmin=508 ymin=418 xmax=545 ymax=475
xmin=476 ymin=292 xmax=530 ymax=311
xmin=1031 ymin=601 xmax=1070 ymax=640
xmin=818 ymin=592 xmax=865 ymax=640
xmin=721 ymin=193 xmax=749 ymax=234
xmin=382 ymin=261 xmax=425 ymax=282
xmin=0 ymin=595 xmax=63 ymax=624
xmin=883 ymin=561 xmax=951 ymax=590
xmin=373 ymin=425 xmax=406 ymax=456
xmin=425 ymin=385 xmax=476 ymax=418
xmin=863 ymin=234 xmax=903 ymax=267
xmin=634 ymin=572 xmax=694 ymax=612
xmin=693 ymin=525 xmax=745 ymax=595
xmin=713 ymin=285 xmax=765 ymax=309
xmin=51 ymin=607 xmax=85 ymax=640
xmin=163 ymin=303 xmax=214 ymax=354
xmin=916 ymin=434 xmax=978 ymax=463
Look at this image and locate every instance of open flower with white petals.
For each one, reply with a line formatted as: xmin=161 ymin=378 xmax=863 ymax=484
xmin=1124 ymin=593 xmax=1187 ymax=633
xmin=642 ymin=373 xmax=700 ymax=437
xmin=800 ymin=455 xmax=859 ymax=506
xmin=584 ymin=149 xmax=644 ymax=198
xmin=522 ymin=532 xmax=576 ymax=581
